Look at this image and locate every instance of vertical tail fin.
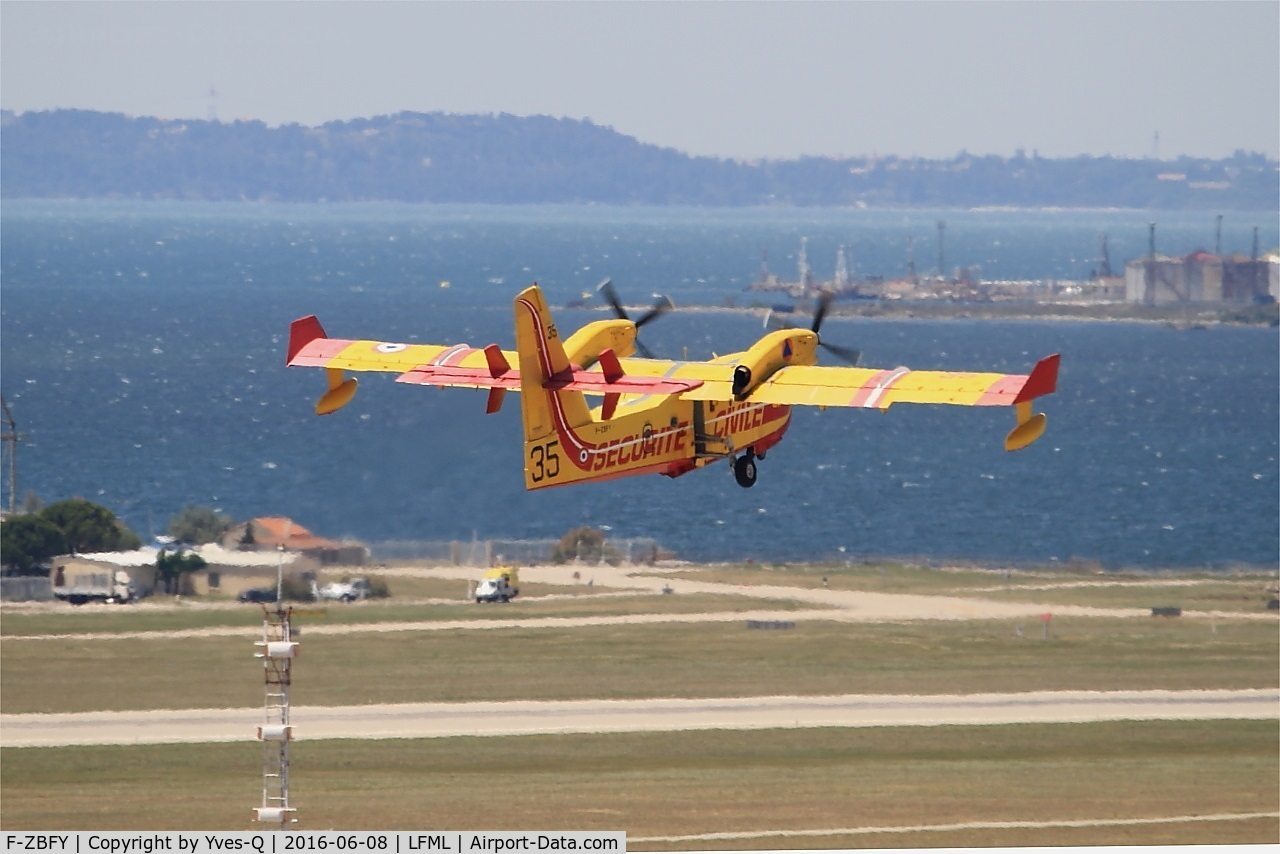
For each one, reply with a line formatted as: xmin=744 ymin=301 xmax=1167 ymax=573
xmin=513 ymin=285 xmax=593 ymax=443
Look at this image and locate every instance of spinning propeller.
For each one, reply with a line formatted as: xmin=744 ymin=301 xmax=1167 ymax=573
xmin=766 ymin=291 xmax=861 ymax=366
xmin=597 ymin=278 xmax=674 ymax=359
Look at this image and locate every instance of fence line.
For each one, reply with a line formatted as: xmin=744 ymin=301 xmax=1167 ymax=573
xmin=1 ymin=576 xmax=54 ymax=601
xmin=367 ymin=538 xmax=660 ymax=566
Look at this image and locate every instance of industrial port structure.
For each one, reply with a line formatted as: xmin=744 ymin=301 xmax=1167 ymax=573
xmin=750 ymin=226 xmax=1279 ymax=309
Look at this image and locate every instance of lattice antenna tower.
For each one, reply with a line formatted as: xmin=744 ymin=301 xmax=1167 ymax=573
xmin=936 ymin=220 xmax=946 ymax=278
xmin=1097 ymin=233 xmax=1113 ymax=278
xmin=254 ymin=605 xmax=298 ymax=826
xmin=797 ymin=237 xmax=811 ymax=292
xmin=1 ymin=395 xmax=24 ymax=516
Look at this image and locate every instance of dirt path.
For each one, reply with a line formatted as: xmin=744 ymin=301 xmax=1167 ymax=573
xmin=631 ymin=810 xmax=1280 ymax=845
xmin=5 ymin=563 xmax=1272 ymax=643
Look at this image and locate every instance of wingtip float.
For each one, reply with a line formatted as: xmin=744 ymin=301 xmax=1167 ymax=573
xmin=287 ymin=315 xmax=361 ymax=416
xmin=287 ymin=284 xmax=1061 ymax=490
xmin=1005 ymin=353 xmax=1060 ymax=452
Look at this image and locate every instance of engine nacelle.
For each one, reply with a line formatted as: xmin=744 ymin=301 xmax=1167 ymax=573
xmin=563 ymin=319 xmax=638 ymax=368
xmin=732 ymin=329 xmax=819 ymax=399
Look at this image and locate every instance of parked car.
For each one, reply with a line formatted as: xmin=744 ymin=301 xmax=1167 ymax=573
xmin=311 ymin=577 xmax=371 ymax=603
xmin=238 ymin=587 xmax=277 ymax=603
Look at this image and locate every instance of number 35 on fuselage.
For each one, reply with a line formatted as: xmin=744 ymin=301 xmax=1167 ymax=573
xmin=287 ymin=284 xmax=1059 ymax=490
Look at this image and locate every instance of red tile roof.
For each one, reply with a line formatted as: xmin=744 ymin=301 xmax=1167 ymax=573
xmin=246 ymin=517 xmax=342 ymax=551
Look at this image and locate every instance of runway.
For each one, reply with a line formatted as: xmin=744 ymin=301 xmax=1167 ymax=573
xmin=3 ymin=688 xmax=1275 ymax=747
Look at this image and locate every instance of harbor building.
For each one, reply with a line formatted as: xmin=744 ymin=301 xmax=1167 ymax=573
xmin=1125 ymin=252 xmax=1278 ymax=305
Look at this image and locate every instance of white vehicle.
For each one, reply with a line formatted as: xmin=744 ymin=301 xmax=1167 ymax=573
xmin=54 ymin=569 xmax=135 ymax=605
xmin=474 ymin=567 xmax=520 ymax=603
xmin=311 ymin=577 xmax=370 ymax=603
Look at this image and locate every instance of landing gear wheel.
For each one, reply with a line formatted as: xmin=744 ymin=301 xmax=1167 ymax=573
xmin=733 ymin=453 xmax=758 ymax=488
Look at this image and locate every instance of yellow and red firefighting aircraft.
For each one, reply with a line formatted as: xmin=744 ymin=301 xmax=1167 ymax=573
xmin=287 ymin=283 xmax=1060 ymax=490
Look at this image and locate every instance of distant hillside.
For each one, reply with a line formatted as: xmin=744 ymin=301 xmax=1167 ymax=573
xmin=1 ymin=109 xmax=1275 ymax=209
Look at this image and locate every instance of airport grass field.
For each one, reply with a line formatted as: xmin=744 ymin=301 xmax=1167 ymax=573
xmin=2 ymin=561 xmax=1277 ymax=848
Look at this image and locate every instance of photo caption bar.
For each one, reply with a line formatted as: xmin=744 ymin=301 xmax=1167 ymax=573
xmin=1 ymin=834 xmax=625 ymax=854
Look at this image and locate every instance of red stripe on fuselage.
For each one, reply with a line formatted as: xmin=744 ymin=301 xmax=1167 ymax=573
xmin=703 ymin=401 xmax=789 ymax=439
xmin=518 ymin=296 xmax=696 ymax=477
xmin=517 ymin=296 xmax=595 ymax=469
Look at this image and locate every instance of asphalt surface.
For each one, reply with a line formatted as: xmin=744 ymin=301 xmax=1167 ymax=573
xmin=4 ymin=689 xmax=1276 ymax=747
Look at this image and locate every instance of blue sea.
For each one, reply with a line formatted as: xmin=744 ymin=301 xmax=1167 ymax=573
xmin=2 ymin=201 xmax=1277 ymax=569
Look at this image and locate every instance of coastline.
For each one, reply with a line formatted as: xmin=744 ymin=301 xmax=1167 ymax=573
xmin=676 ymin=299 xmax=1280 ymax=327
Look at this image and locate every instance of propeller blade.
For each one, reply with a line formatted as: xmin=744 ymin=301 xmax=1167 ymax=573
xmin=634 ymin=296 xmax=673 ymax=328
xmin=597 ymin=279 xmax=672 ymax=359
xmin=810 ymin=291 xmax=832 ymax=333
xmin=597 ymin=279 xmax=628 ymax=320
xmin=820 ymin=341 xmax=862 ymax=365
xmin=763 ymin=308 xmax=792 ymax=331
xmin=798 ymin=292 xmax=859 ymax=364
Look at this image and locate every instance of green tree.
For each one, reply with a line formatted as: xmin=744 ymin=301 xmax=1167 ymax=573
xmin=167 ymin=505 xmax=232 ymax=545
xmin=551 ymin=526 xmax=620 ymax=565
xmin=39 ymin=498 xmax=141 ymax=554
xmin=0 ymin=515 xmax=68 ymax=574
xmin=155 ymin=550 xmax=207 ymax=595
xmin=20 ymin=491 xmax=43 ymax=515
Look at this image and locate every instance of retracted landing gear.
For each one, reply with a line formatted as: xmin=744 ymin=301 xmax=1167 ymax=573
xmin=732 ymin=449 xmax=758 ymax=488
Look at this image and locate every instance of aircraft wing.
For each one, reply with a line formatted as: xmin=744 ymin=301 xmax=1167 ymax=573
xmin=745 ymin=354 xmax=1060 ymax=410
xmin=287 ymin=316 xmax=516 ymax=382
xmin=614 ymin=353 xmax=1059 ymax=410
xmin=288 ymin=316 xmax=701 ymax=416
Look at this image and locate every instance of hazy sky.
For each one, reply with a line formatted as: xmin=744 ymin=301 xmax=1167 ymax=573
xmin=3 ymin=1 xmax=1277 ymax=161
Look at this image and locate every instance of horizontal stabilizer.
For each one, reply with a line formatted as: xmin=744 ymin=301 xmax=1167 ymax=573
xmin=545 ymin=371 xmax=703 ymax=396
xmin=396 ymin=365 xmax=522 ymax=390
xmin=397 ymin=364 xmax=703 ymax=397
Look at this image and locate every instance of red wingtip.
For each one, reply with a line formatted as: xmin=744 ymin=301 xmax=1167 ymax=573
xmin=1014 ymin=353 xmax=1060 ymax=404
xmin=287 ymin=316 xmax=326 ymax=365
